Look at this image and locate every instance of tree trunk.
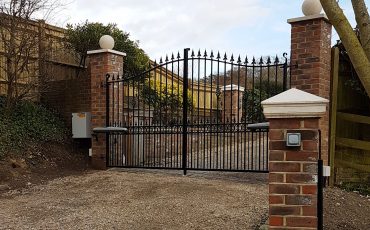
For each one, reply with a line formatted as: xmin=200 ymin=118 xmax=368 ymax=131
xmin=321 ymin=0 xmax=370 ymax=97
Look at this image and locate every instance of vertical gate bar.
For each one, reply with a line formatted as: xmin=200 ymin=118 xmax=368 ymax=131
xmin=252 ymin=58 xmax=255 ymax=123
xmin=152 ymin=67 xmax=157 ymax=167
xmin=251 ymin=130 xmax=254 ymax=170
xmin=142 ymin=71 xmax=145 ymax=167
xmin=177 ymin=54 xmax=181 ymax=168
xmin=252 ymin=60 xmax=256 ymax=169
xmin=171 ymin=58 xmax=175 ymax=168
xmin=259 ymin=58 xmax=263 ymax=122
xmin=112 ymin=76 xmax=115 ymax=127
xmin=182 ymin=48 xmax=190 ymax=175
xmin=229 ymin=58 xmax=233 ymax=170
xmin=209 ymin=53 xmax=213 ymax=170
xmin=197 ymin=51 xmax=201 ymax=169
xmin=264 ymin=131 xmax=267 ymax=170
xmin=133 ymin=77 xmax=137 ymax=166
xmin=159 ymin=58 xmax=163 ymax=167
xmin=122 ymin=76 xmax=126 ymax=166
xmin=105 ymin=75 xmax=110 ymax=167
xmin=237 ymin=60 xmax=241 ymax=170
xmin=275 ymin=57 xmax=278 ymax=95
xmin=290 ymin=61 xmax=292 ymax=89
xmin=283 ymin=53 xmax=288 ymax=91
xmin=135 ymin=79 xmax=138 ymax=167
xmin=138 ymin=79 xmax=144 ymax=168
xmin=267 ymin=57 xmax=271 ymax=98
xmin=190 ymin=51 xmax=194 ymax=169
xmin=203 ymin=52 xmax=207 ymax=169
xmin=223 ymin=58 xmax=227 ymax=170
xmin=266 ymin=130 xmax=269 ymax=171
xmin=117 ymin=76 xmax=120 ymax=127
xmin=165 ymin=60 xmax=168 ymax=167
xmin=112 ymin=80 xmax=115 ymax=167
xmin=244 ymin=58 xmax=248 ymax=171
xmin=118 ymin=77 xmax=121 ymax=166
xmin=258 ymin=130 xmax=261 ymax=170
xmin=127 ymin=78 xmax=131 ymax=166
xmin=216 ymin=55 xmax=220 ymax=170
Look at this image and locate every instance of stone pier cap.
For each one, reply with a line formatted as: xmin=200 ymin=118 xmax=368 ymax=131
xmin=262 ymin=88 xmax=329 ymax=119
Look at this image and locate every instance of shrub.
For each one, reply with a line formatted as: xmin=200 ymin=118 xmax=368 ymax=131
xmin=0 ymin=97 xmax=67 ymax=158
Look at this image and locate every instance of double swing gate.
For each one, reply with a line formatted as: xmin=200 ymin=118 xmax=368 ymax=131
xmin=105 ymin=48 xmax=290 ymax=174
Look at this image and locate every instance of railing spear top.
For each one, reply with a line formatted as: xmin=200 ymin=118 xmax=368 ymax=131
xmin=217 ymin=51 xmax=221 ymax=59
xmin=171 ymin=53 xmax=175 ymax=60
xmin=223 ymin=53 xmax=227 ymax=61
xmin=244 ymin=55 xmax=248 ymax=64
xmin=274 ymin=55 xmax=279 ymax=64
xmin=210 ymin=51 xmax=214 ymax=58
xmin=237 ymin=55 xmax=241 ymax=63
xmin=267 ymin=56 xmax=271 ymax=64
xmin=252 ymin=57 xmax=256 ymax=65
xmin=204 ymin=50 xmax=207 ymax=57
xmin=159 ymin=57 xmax=163 ymax=64
xmin=165 ymin=55 xmax=169 ymax=62
xmin=191 ymin=50 xmax=195 ymax=57
xmin=197 ymin=49 xmax=201 ymax=57
xmin=259 ymin=57 xmax=264 ymax=65
xmin=230 ymin=54 xmax=234 ymax=62
xmin=177 ymin=51 xmax=181 ymax=59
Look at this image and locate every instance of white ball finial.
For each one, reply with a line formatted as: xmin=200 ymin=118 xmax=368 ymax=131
xmin=99 ymin=35 xmax=115 ymax=49
xmin=302 ymin=0 xmax=322 ymax=16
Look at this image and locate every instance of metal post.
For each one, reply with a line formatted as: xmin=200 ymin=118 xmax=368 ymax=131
xmin=105 ymin=74 xmax=110 ymax=168
xmin=182 ymin=48 xmax=190 ymax=175
xmin=318 ymin=130 xmax=323 ymax=230
xmin=283 ymin=53 xmax=288 ymax=91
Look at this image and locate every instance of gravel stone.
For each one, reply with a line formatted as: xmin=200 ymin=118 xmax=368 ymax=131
xmin=0 ymin=169 xmax=268 ymax=229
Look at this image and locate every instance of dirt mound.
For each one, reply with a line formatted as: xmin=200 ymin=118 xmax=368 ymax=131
xmin=0 ymin=142 xmax=89 ymax=192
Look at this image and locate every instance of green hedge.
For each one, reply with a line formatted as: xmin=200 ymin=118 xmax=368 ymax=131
xmin=0 ymin=97 xmax=67 ymax=158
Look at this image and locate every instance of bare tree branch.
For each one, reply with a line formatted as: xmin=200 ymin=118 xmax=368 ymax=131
xmin=351 ymin=0 xmax=370 ymax=60
xmin=0 ymin=0 xmax=62 ymax=112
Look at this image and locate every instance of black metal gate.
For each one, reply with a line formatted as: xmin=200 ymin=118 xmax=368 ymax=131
xmin=105 ymin=48 xmax=290 ymax=174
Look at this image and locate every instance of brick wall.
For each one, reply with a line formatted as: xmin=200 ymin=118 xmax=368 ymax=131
xmin=269 ymin=118 xmax=320 ymax=229
xmin=289 ymin=16 xmax=332 ymax=165
xmin=41 ymin=68 xmax=90 ymax=128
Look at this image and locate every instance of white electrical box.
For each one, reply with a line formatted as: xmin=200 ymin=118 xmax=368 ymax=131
xmin=323 ymin=166 xmax=331 ymax=177
xmin=72 ymin=112 xmax=92 ymax=138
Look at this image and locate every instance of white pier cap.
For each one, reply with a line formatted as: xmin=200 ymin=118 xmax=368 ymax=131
xmin=221 ymin=84 xmax=245 ymax=92
xmin=261 ymin=88 xmax=329 ymax=119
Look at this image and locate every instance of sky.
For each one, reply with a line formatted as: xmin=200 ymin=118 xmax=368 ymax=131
xmin=52 ymin=0 xmax=365 ymax=60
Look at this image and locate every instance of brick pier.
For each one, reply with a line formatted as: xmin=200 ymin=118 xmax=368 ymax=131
xmin=288 ymin=14 xmax=332 ymax=166
xmin=87 ymin=49 xmax=125 ymax=169
xmin=262 ymin=88 xmax=328 ymax=229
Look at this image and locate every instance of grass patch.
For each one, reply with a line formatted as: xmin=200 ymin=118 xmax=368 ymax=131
xmin=0 ymin=96 xmax=67 ymax=159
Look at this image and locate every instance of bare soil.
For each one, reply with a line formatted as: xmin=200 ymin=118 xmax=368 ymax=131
xmin=0 ymin=142 xmax=89 ymax=191
xmin=324 ymin=186 xmax=370 ymax=230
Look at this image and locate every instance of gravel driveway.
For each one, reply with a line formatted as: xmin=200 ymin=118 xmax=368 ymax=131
xmin=0 ymin=169 xmax=268 ymax=230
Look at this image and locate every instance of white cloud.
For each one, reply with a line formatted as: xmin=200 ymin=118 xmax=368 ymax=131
xmin=60 ymin=0 xmax=271 ymax=59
